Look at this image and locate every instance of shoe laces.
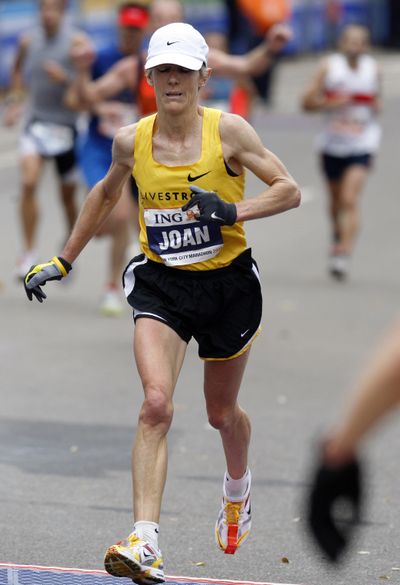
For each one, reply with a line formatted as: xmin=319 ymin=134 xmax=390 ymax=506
xmin=224 ymin=500 xmax=243 ymax=524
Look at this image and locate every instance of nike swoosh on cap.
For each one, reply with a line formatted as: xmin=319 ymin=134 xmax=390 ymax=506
xmin=188 ymin=171 xmax=211 ymax=182
xmin=167 ymin=40 xmax=180 ymax=45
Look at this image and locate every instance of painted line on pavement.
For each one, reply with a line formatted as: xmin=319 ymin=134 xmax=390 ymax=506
xmin=0 ymin=563 xmax=302 ymax=585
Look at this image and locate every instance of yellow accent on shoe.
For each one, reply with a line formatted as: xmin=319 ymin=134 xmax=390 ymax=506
xmin=225 ymin=501 xmax=242 ymax=524
xmin=215 ymin=473 xmax=252 ymax=554
xmin=104 ymin=534 xmax=164 ymax=584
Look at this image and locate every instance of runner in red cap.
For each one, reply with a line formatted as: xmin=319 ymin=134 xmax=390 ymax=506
xmin=65 ymin=2 xmax=150 ymax=315
xmin=118 ymin=4 xmax=149 ymax=29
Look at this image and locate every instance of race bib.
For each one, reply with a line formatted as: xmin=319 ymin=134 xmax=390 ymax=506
xmin=29 ymin=121 xmax=74 ymax=156
xmin=329 ymin=105 xmax=372 ymax=137
xmin=144 ymin=206 xmax=224 ymax=266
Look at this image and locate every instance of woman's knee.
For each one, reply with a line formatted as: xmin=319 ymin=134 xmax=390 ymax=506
xmin=21 ymin=182 xmax=38 ymax=199
xmin=21 ymin=157 xmax=42 ymax=189
xmin=207 ymin=405 xmax=238 ymax=431
xmin=140 ymin=384 xmax=174 ymax=431
xmin=339 ymin=193 xmax=358 ymax=211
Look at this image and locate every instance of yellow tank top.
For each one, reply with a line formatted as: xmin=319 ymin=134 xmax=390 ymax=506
xmin=133 ymin=107 xmax=247 ymax=271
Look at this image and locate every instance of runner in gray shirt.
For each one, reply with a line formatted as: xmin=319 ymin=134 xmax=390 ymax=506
xmin=3 ymin=0 xmax=91 ymax=279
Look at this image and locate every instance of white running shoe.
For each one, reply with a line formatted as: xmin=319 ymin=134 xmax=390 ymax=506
xmin=215 ymin=473 xmax=252 ymax=554
xmin=99 ymin=287 xmax=123 ymax=317
xmin=329 ymin=254 xmax=349 ymax=281
xmin=16 ymin=250 xmax=37 ymax=281
xmin=104 ymin=533 xmax=164 ymax=584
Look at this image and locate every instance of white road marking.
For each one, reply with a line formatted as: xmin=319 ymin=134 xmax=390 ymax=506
xmin=0 ymin=562 xmax=303 ymax=584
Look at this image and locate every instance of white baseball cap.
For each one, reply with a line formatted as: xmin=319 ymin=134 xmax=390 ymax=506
xmin=145 ymin=22 xmax=209 ymax=71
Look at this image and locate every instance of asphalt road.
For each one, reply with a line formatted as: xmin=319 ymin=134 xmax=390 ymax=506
xmin=1 ymin=53 xmax=400 ymax=585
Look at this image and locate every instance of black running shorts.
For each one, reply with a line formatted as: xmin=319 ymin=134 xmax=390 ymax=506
xmin=54 ymin=145 xmax=77 ymax=178
xmin=122 ymin=248 xmax=263 ymax=360
xmin=321 ymin=152 xmax=372 ymax=180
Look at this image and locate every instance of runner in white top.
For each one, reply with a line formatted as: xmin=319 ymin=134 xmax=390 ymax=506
xmin=302 ymin=25 xmax=382 ymax=280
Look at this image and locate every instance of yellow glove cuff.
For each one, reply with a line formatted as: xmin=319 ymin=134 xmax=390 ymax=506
xmin=51 ymin=256 xmax=68 ymax=277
